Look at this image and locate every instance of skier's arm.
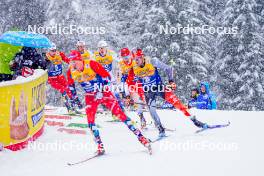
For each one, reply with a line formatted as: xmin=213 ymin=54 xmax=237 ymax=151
xmin=90 ymin=60 xmax=111 ymax=78
xmin=150 ymin=57 xmax=174 ymax=81
xmin=60 ymin=52 xmax=70 ymax=64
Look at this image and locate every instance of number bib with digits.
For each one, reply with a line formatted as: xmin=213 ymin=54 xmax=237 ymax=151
xmin=48 ymin=64 xmax=62 ymax=77
xmin=133 ymin=62 xmax=159 ymax=87
xmin=46 ymin=52 xmax=63 ymax=77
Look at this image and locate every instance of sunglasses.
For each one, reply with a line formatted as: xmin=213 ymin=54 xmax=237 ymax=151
xmin=122 ymin=55 xmax=130 ymax=60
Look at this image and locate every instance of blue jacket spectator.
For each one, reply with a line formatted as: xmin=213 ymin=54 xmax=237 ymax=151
xmin=196 ymin=82 xmax=217 ymax=110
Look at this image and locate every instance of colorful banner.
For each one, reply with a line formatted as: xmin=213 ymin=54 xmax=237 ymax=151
xmin=0 ymin=70 xmax=48 ymax=151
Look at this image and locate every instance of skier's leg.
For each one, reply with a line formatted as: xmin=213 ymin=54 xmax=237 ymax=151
xmin=58 ymin=74 xmax=81 ymax=112
xmin=164 ymin=90 xmax=191 ymax=116
xmin=114 ymin=91 xmax=125 ymax=110
xmin=111 ymin=91 xmax=125 ymax=121
xmin=62 ymin=92 xmax=72 ymax=112
xmin=69 ymin=83 xmax=77 ymax=97
xmin=69 ymin=83 xmax=83 ymax=109
xmin=164 ymin=90 xmax=208 ymax=128
xmin=58 ymin=75 xmax=73 ymax=99
xmin=48 ymin=76 xmax=66 ymax=94
xmin=145 ymin=91 xmax=165 ymax=136
xmin=101 ymin=91 xmax=150 ymax=147
xmin=101 ymin=91 xmax=127 ymax=121
xmin=131 ymin=91 xmax=146 ymax=129
xmin=48 ymin=76 xmax=72 ymax=111
xmin=66 ymin=69 xmax=82 ymax=109
xmin=85 ymin=92 xmax=104 ymax=154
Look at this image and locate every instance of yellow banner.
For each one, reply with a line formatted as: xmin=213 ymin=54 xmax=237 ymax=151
xmin=0 ymin=70 xmax=48 ymax=147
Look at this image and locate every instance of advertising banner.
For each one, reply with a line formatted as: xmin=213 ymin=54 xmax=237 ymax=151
xmin=0 ymin=70 xmax=48 ymax=151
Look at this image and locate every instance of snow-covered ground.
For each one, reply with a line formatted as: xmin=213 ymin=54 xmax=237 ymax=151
xmin=1 ymin=108 xmax=264 ymax=176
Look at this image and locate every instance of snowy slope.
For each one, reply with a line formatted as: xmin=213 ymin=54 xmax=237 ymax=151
xmin=1 ymin=108 xmax=264 ymax=176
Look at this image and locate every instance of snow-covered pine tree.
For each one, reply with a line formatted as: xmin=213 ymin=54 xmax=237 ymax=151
xmin=138 ymin=0 xmax=213 ymax=103
xmin=215 ymin=0 xmax=264 ymax=110
xmin=0 ymin=0 xmax=47 ymax=32
xmin=106 ymin=0 xmax=148 ymax=48
xmin=173 ymin=0 xmax=214 ymax=102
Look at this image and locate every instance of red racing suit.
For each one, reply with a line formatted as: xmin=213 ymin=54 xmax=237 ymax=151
xmin=70 ymin=59 xmax=150 ymax=150
xmin=70 ymin=59 xmax=128 ymax=123
xmin=46 ymin=51 xmax=72 ymax=99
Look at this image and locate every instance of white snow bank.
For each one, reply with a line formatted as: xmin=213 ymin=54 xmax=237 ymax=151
xmin=0 ymin=109 xmax=263 ymax=176
xmin=0 ymin=69 xmax=47 ymax=87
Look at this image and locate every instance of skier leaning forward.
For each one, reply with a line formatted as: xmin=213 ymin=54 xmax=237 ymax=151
xmin=68 ymin=50 xmax=151 ymax=155
xmin=45 ymin=44 xmax=76 ymax=112
xmin=132 ymin=49 xmax=208 ymax=137
xmin=118 ymin=48 xmax=147 ymax=128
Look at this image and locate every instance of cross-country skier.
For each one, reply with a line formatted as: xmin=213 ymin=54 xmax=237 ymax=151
xmin=93 ymin=40 xmax=119 ymax=82
xmin=66 ymin=40 xmax=92 ymax=110
xmin=69 ymin=50 xmax=151 ymax=155
xmin=118 ymin=47 xmax=147 ymax=128
xmin=45 ymin=43 xmax=76 ymax=112
xmin=76 ymin=40 xmax=92 ymax=60
xmin=132 ymin=49 xmax=208 ymax=137
xmin=93 ymin=40 xmax=125 ymax=112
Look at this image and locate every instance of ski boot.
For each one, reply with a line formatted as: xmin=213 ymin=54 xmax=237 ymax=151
xmin=124 ymin=118 xmax=152 ymax=154
xmin=138 ymin=135 xmax=152 ymax=154
xmin=62 ymin=92 xmax=74 ymax=112
xmin=191 ymin=116 xmax=208 ymax=128
xmin=157 ymin=125 xmax=166 ymax=138
xmin=97 ymin=141 xmax=105 ymax=155
xmin=73 ymin=96 xmax=83 ymax=109
xmin=89 ymin=123 xmax=105 ymax=155
xmin=67 ymin=98 xmax=82 ymax=114
xmin=139 ymin=113 xmax=147 ymax=129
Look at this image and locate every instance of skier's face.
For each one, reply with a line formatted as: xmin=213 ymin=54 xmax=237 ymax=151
xmin=201 ymin=85 xmax=206 ymax=93
xmin=77 ymin=45 xmax=85 ymax=52
xmin=121 ymin=55 xmax=131 ymax=62
xmin=191 ymin=90 xmax=197 ymax=97
xmin=99 ymin=47 xmax=107 ymax=56
xmin=135 ymin=56 xmax=144 ymax=66
xmin=73 ymin=60 xmax=84 ymax=71
xmin=49 ymin=50 xmax=56 ymax=56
